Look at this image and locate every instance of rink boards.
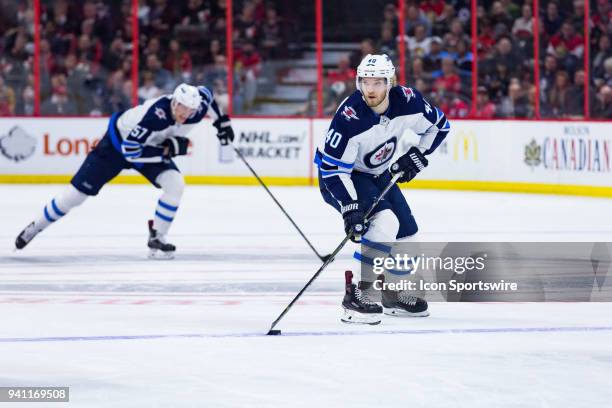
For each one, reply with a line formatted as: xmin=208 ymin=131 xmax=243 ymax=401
xmin=0 ymin=117 xmax=611 ymax=196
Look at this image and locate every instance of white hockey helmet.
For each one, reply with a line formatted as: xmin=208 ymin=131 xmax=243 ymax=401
xmin=172 ymin=83 xmax=202 ymax=110
xmin=355 ymin=54 xmax=396 ymax=93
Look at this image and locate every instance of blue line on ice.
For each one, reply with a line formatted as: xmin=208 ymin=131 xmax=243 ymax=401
xmin=2 ymin=326 xmax=612 ymax=342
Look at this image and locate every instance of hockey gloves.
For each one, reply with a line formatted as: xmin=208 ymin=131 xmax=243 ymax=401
xmin=162 ymin=136 xmax=190 ymax=157
xmin=341 ymin=200 xmax=368 ymax=243
xmin=390 ymin=146 xmax=428 ymax=183
xmin=213 ymin=114 xmax=235 ymax=145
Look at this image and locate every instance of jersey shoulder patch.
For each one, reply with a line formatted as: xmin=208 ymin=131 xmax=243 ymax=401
xmin=140 ymin=97 xmax=174 ymax=131
xmin=329 ymin=91 xmax=374 ymax=139
xmin=388 ymin=85 xmax=436 ymax=122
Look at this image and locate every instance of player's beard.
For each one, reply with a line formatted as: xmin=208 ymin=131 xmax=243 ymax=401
xmin=365 ymin=93 xmax=389 ymax=113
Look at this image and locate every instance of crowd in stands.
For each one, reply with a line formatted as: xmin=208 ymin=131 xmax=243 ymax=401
xmin=0 ymin=0 xmax=609 ymax=118
xmin=0 ymin=0 xmax=34 ymax=115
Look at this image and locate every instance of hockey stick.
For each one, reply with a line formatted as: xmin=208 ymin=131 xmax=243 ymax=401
xmin=266 ymin=171 xmax=404 ymax=335
xmin=228 ymin=142 xmax=332 ymax=262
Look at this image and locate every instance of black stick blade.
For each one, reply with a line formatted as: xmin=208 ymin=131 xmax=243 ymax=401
xmin=267 ymin=329 xmax=282 ymax=336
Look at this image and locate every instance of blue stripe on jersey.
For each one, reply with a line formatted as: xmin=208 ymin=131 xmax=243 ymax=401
xmin=353 ymin=251 xmax=375 ymax=266
xmin=441 ymin=119 xmax=450 ymax=130
xmin=44 ymin=206 xmax=56 ymax=223
xmin=51 ymin=199 xmax=65 ymax=217
xmin=108 ymin=112 xmax=123 ymax=153
xmin=435 ymin=107 xmax=444 ymax=124
xmin=320 ymin=169 xmax=350 ymax=177
xmin=361 ymin=238 xmax=392 ymax=253
xmin=122 ymin=140 xmax=141 ymax=147
xmin=123 ymin=151 xmax=142 ymax=158
xmin=158 ymin=200 xmax=178 ymax=212
xmin=199 ymin=86 xmax=212 ymax=103
xmin=155 ymin=211 xmax=174 ymax=222
xmin=320 ymin=152 xmax=354 ymax=169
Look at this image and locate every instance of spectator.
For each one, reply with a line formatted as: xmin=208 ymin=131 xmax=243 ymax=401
xmin=442 ymin=95 xmax=469 ymax=117
xmin=382 ymin=3 xmax=398 ymax=35
xmin=569 ymin=0 xmax=585 ymax=33
xmin=0 ymin=76 xmax=16 ymax=115
xmin=547 ymin=70 xmax=573 ymax=116
xmin=102 ymin=37 xmax=126 ymax=73
xmin=234 ymin=1 xmax=258 ymax=44
xmin=542 ymin=1 xmax=564 ymax=37
xmin=204 ymin=38 xmax=223 ymax=65
xmin=260 ymin=6 xmax=283 ymax=59
xmin=512 ymin=4 xmax=533 ymax=40
xmin=138 ymin=70 xmax=162 ymax=102
xmin=149 ymin=0 xmax=178 ymax=37
xmin=547 ymin=21 xmax=584 ymax=72
xmin=423 ymin=36 xmax=444 ymax=72
xmin=592 ymin=84 xmax=612 ymax=118
xmin=327 ymin=55 xmax=355 ymax=83
xmin=592 ymin=35 xmax=612 ymax=83
xmin=566 ymin=69 xmax=590 ymax=116
xmin=540 ymin=54 xmax=559 ymax=99
xmin=350 ymin=38 xmax=375 ymax=68
xmin=407 ymin=24 xmax=433 ymax=59
xmin=456 ymin=40 xmax=473 ymax=74
xmin=404 ymin=4 xmax=431 ymax=36
xmin=489 ymin=1 xmax=513 ymax=33
xmin=474 ymin=86 xmax=496 ymax=118
xmin=602 ymin=57 xmax=612 ymax=87
xmin=379 ymin=23 xmax=397 ymax=61
xmin=164 ymin=39 xmax=193 ymax=81
xmin=40 ymin=73 xmax=77 ymax=115
xmin=497 ymin=80 xmax=529 ymax=118
xmin=433 ymin=57 xmax=461 ymax=94
xmin=145 ymin=53 xmax=174 ymax=92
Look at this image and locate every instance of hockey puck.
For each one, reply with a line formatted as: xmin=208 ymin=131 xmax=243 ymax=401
xmin=267 ymin=329 xmax=282 ymax=336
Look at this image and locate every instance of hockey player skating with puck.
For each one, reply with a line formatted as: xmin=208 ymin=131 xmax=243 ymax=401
xmin=15 ymin=83 xmax=234 ymax=259
xmin=315 ymin=54 xmax=450 ymax=324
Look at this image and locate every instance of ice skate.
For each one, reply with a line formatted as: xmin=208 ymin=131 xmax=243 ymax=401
xmin=382 ymin=290 xmax=429 ymax=317
xmin=341 ymin=271 xmax=382 ymax=325
xmin=147 ymin=220 xmax=175 ymax=260
xmin=15 ymin=221 xmax=41 ymax=250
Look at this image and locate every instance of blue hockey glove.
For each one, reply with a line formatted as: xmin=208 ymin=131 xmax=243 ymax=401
xmin=390 ymin=146 xmax=428 ymax=183
xmin=341 ymin=200 xmax=368 ymax=243
xmin=162 ymin=136 xmax=190 ymax=157
xmin=213 ymin=115 xmax=235 ymax=145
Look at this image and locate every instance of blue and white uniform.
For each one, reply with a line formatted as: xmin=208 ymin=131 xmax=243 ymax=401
xmin=71 ymin=85 xmax=221 ymax=194
xmin=111 ymin=86 xmax=222 ymax=165
xmin=316 ymin=85 xmax=449 ymax=210
xmin=316 ymin=85 xmax=449 ymax=276
xmin=18 ymin=84 xmax=227 ymax=255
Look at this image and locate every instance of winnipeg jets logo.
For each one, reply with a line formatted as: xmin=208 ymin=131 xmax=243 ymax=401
xmin=155 ymin=107 xmax=167 ymax=120
xmin=364 ymin=137 xmax=397 ymax=168
xmin=341 ymin=106 xmax=359 ymax=121
xmin=401 ymin=86 xmax=414 ymax=103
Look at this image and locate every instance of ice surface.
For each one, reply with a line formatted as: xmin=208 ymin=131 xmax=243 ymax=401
xmin=1 ymin=185 xmax=612 ymax=407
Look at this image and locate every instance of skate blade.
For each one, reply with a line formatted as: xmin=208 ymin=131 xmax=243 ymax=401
xmin=148 ymin=249 xmax=175 ymax=260
xmin=383 ymin=307 xmax=430 ymax=317
xmin=340 ymin=308 xmax=381 ymax=325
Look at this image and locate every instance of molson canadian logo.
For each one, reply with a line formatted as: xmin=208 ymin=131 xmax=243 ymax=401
xmin=452 ymin=130 xmax=478 ymax=161
xmin=524 ymin=126 xmax=611 ymax=172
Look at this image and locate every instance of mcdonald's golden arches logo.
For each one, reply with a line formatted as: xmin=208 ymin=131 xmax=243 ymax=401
xmin=452 ymin=130 xmax=478 ymax=162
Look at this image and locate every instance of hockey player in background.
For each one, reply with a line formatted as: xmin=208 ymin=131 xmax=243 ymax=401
xmin=15 ymin=83 xmax=234 ymax=259
xmin=315 ymin=54 xmax=450 ymax=324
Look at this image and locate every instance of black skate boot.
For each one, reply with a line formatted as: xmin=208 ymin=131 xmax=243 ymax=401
xmin=147 ymin=220 xmax=176 ymax=259
xmin=382 ymin=289 xmax=429 ymax=317
xmin=15 ymin=221 xmax=41 ymax=250
xmin=341 ymin=271 xmax=382 ymax=325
